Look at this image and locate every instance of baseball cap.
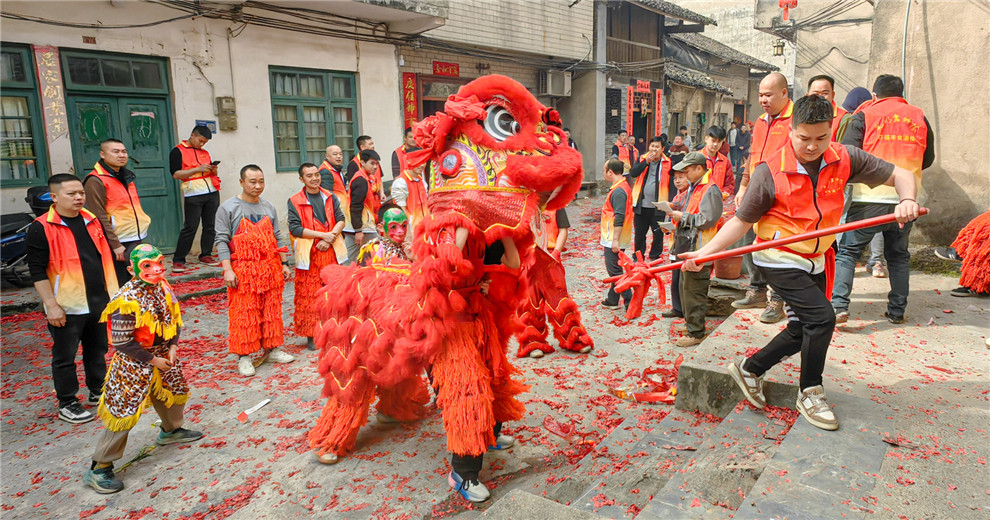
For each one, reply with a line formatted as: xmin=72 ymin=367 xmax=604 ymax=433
xmin=673 ymin=151 xmax=707 ymax=171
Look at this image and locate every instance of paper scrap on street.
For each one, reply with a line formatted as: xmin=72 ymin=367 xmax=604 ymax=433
xmin=237 ymin=398 xmax=272 ymax=423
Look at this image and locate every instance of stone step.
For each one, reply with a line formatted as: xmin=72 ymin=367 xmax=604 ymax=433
xmin=734 ymin=392 xmax=887 ymax=519
xmin=638 ymin=404 xmax=796 ymax=518
xmin=569 ymin=409 xmax=721 ymax=518
xmin=480 ymin=489 xmax=606 ymax=519
xmin=673 ymin=309 xmax=800 ymax=418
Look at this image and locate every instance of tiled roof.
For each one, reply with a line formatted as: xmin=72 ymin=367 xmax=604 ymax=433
xmin=671 ymin=32 xmax=779 ymax=71
xmin=632 ymin=0 xmax=717 ymax=26
xmin=664 ymin=62 xmax=732 ymax=94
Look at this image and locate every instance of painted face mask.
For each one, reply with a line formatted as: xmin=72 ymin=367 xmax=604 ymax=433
xmin=383 ymin=208 xmax=408 ymax=244
xmin=130 ymin=244 xmax=166 ymax=285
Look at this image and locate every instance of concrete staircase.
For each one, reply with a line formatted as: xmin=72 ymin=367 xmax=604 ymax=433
xmin=482 ymin=309 xmax=889 ymax=519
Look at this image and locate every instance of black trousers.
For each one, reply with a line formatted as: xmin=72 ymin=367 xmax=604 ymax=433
xmin=451 ymin=423 xmax=502 ymax=481
xmin=173 ymin=191 xmax=221 ymax=264
xmin=604 ymin=247 xmax=632 ymax=306
xmin=112 ymin=240 xmax=143 ymax=284
xmin=670 ymin=269 xmax=682 ymax=315
xmin=742 ymin=230 xmax=782 ymax=302
xmin=743 ymin=268 xmax=835 ymax=390
xmin=633 ymin=208 xmax=664 ymax=261
xmin=49 ymin=312 xmax=108 ymax=407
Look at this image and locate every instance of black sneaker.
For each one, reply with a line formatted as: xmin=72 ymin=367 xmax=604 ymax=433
xmin=306 ymin=337 xmax=316 ymax=351
xmin=950 ymin=286 xmax=988 ymax=298
xmin=661 ymin=309 xmax=683 ymax=318
xmin=83 ymin=463 xmax=124 ymax=494
xmin=87 ymin=392 xmax=101 ymax=406
xmin=58 ymin=402 xmax=95 ymax=424
xmin=601 ymin=300 xmax=621 ymax=310
xmin=883 ymin=312 xmax=906 ymax=324
xmin=933 ymin=247 xmax=962 ymax=262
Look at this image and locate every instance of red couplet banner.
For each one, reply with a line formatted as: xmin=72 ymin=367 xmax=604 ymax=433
xmin=626 ymin=86 xmax=634 ymax=135
xmin=654 ymin=89 xmax=663 ymax=137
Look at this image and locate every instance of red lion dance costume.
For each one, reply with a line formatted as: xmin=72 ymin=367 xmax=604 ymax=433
xmin=307 ymin=75 xmax=584 ymax=499
xmin=514 ymin=213 xmax=594 ymax=358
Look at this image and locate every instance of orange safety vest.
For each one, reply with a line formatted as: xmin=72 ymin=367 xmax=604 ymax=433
xmin=684 ymin=180 xmax=723 ymax=248
xmin=349 ymin=169 xmax=381 ymax=230
xmin=614 ymin=140 xmax=639 ymax=173
xmin=753 ymin=143 xmax=851 ymax=268
xmin=851 ymin=97 xmax=928 ymax=204
xmin=37 ymin=207 xmax=119 ymax=315
xmin=601 ymin=179 xmax=633 ymax=248
xmin=630 ymin=155 xmax=672 ymax=207
xmin=703 ymin=150 xmax=734 ymax=198
xmin=400 ymin=170 xmax=428 ymax=231
xmin=86 ymin=162 xmax=152 ymax=243
xmin=747 ymin=99 xmax=794 ymax=175
xmin=289 ymin=188 xmax=339 ymax=269
xmin=830 ymin=102 xmax=849 ymax=142
xmin=175 ymin=141 xmax=219 ymax=197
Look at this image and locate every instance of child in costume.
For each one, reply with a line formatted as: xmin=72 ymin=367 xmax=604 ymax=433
xmin=515 ymin=207 xmax=594 ymax=358
xmin=84 ymin=245 xmax=203 ymax=494
xmin=288 ymin=163 xmax=346 ymax=350
xmin=215 ymin=164 xmax=295 ymax=377
xmin=357 ymin=205 xmax=414 ymax=266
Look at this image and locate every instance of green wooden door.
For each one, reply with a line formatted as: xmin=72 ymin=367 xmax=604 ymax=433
xmin=67 ymin=95 xmax=181 ymax=252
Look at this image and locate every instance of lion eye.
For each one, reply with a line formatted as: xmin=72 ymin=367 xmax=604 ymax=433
xmin=483 ymin=106 xmax=519 ymax=141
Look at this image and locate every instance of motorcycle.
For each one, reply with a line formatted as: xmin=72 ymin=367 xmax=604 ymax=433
xmin=1 ymin=186 xmax=53 ymax=288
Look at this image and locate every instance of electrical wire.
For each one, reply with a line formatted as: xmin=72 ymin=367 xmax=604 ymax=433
xmin=0 ymin=11 xmax=198 ymax=29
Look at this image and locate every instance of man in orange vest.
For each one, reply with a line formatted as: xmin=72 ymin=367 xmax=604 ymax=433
xmin=28 ymin=174 xmax=119 ymax=424
xmin=391 ymin=127 xmax=417 ymax=180
xmin=665 ymin=152 xmax=723 ymax=347
xmin=318 ymin=145 xmax=347 ymax=196
xmin=682 ymin=95 xmax=921 ymax=431
xmin=345 ymin=135 xmax=383 ymax=197
xmin=831 ymin=75 xmax=935 ymax=325
xmin=170 ymin=125 xmax=221 ymax=273
xmin=288 ymin=163 xmax=345 ymax=350
xmin=601 ymin=159 xmax=634 ymax=310
xmin=733 ymin=72 xmax=793 ymax=324
xmin=807 ymin=74 xmax=851 ymax=142
xmin=389 ymin=148 xmax=429 ymax=232
xmin=84 ymin=139 xmax=152 ymax=284
xmin=343 ymin=150 xmax=383 ymax=263
xmin=628 ymin=136 xmax=672 ymax=262
xmin=611 ymin=130 xmax=639 ymax=174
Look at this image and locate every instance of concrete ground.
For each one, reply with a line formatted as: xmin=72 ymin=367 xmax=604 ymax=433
xmin=1 ymin=196 xmax=986 ymax=519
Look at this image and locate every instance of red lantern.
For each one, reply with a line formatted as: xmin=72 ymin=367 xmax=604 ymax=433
xmin=779 ymin=0 xmax=797 ymax=21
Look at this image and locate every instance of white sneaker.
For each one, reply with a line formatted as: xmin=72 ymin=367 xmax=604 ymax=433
xmin=267 ymin=349 xmax=295 ymax=364
xmin=448 ymin=471 xmax=490 ymax=502
xmin=796 ymin=385 xmax=839 ymax=431
xmin=237 ymin=356 xmax=255 ymax=377
xmin=488 ymin=434 xmax=515 ymax=451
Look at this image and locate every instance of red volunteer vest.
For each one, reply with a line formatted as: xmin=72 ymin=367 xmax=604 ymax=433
xmin=630 ymin=155 xmax=672 ymax=207
xmin=86 ymin=163 xmax=152 ymax=243
xmin=747 ymin=99 xmax=794 ymax=175
xmin=394 ymin=145 xmax=409 ymax=178
xmin=754 ymin=143 xmax=851 ymax=256
xmin=350 ymin=169 xmax=381 ymax=227
xmin=350 ymin=156 xmax=383 ymax=195
xmin=703 ymin=150 xmax=734 ymax=197
xmin=851 ymin=97 xmax=928 ymax=204
xmin=601 ymin=180 xmax=633 ymax=248
xmin=290 ymin=188 xmax=338 ymax=234
xmin=830 ymin=103 xmax=849 ymax=141
xmin=37 ymin=207 xmax=119 ymax=315
xmin=685 ymin=181 xmax=723 ymax=247
xmin=614 ymin=140 xmax=639 ymax=172
xmin=319 ymin=160 xmax=348 ymax=202
xmin=175 ymin=141 xmax=219 ymax=196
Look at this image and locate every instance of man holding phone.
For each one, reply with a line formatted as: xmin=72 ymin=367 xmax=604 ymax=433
xmin=171 ymin=125 xmax=221 ymax=272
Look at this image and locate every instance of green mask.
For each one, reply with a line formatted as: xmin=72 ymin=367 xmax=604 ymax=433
xmin=130 ymin=244 xmax=166 ymax=285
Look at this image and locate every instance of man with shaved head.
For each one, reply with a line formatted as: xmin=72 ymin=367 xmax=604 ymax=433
xmin=318 ymin=145 xmax=345 ymax=194
xmin=732 ymin=72 xmax=793 ymax=323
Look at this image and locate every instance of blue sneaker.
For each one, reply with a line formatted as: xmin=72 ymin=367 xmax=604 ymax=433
xmin=83 ymin=464 xmax=123 ymax=494
xmin=156 ymin=427 xmax=204 ymax=446
xmin=487 ymin=434 xmax=515 ymax=451
xmin=448 ymin=470 xmax=490 ymax=502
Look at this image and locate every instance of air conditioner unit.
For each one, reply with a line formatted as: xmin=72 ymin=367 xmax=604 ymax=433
xmin=538 ymin=70 xmax=572 ymax=97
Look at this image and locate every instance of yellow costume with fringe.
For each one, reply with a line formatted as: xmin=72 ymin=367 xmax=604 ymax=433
xmin=97 ymin=278 xmax=188 ymax=432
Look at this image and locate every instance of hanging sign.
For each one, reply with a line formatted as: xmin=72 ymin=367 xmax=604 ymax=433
xmin=626 ymin=86 xmax=634 ymax=134
xmin=33 ymin=45 xmax=67 ymax=141
xmin=432 ymin=61 xmax=460 ymax=77
xmin=654 ymin=89 xmax=663 ymax=137
xmin=402 ymin=72 xmax=418 ymax=129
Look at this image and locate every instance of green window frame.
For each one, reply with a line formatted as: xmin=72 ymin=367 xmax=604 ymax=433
xmin=60 ymin=50 xmax=169 ymax=95
xmin=269 ymin=66 xmax=358 ymax=172
xmin=1 ymin=44 xmax=49 ymax=187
